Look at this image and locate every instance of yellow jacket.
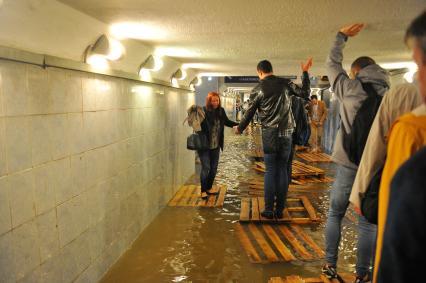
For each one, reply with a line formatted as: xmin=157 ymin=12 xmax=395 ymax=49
xmin=374 ymin=104 xmax=426 ymax=282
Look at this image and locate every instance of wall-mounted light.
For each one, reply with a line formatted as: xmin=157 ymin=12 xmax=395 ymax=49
xmin=84 ymin=34 xmax=125 ymax=69
xmin=189 ymin=76 xmax=202 ymax=88
xmin=138 ymin=55 xmax=163 ymax=74
xmin=170 ymin=68 xmax=186 ymax=83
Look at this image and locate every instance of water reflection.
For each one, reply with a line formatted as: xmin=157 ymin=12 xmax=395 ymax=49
xmin=100 ymin=128 xmax=358 ymax=283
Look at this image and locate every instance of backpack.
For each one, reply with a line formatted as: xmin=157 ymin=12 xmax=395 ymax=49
xmin=291 ymin=96 xmax=309 ymax=146
xmin=360 ymin=166 xmax=383 ymax=224
xmin=342 ymin=82 xmax=383 ymax=165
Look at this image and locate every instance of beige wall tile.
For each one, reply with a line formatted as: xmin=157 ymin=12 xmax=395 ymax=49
xmin=5 ymin=117 xmax=32 ymax=173
xmin=57 ymin=193 xmax=89 ymax=247
xmin=48 ymin=114 xmax=69 ymax=160
xmin=0 ymin=61 xmax=28 ymax=116
xmin=8 ymin=170 xmax=35 ymax=228
xmin=0 ymin=118 xmax=7 ymax=177
xmin=27 ymin=65 xmax=49 ymax=115
xmin=0 ymin=176 xmax=11 ymax=235
xmin=35 ymin=210 xmax=59 ymax=263
xmin=33 ymin=163 xmax=56 ymax=215
xmin=31 ymin=115 xmax=52 ymax=166
xmin=0 ymin=231 xmax=16 ymax=283
xmin=12 ymin=220 xmax=40 ymax=281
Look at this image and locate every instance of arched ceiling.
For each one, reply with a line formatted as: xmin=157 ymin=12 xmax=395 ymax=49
xmin=57 ymin=0 xmax=425 ymax=76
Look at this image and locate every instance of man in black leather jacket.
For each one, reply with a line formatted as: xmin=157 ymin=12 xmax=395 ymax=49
xmin=235 ymin=59 xmax=312 ymax=218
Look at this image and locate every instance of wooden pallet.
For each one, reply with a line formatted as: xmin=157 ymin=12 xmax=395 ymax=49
xmin=268 ymin=273 xmax=355 ymax=283
xmin=168 ymin=184 xmax=227 ymax=207
xmin=236 ymin=223 xmax=325 ymax=263
xmin=249 ymin=148 xmax=264 ymax=159
xmin=253 ymin=161 xmax=329 ymax=184
xmin=239 ymin=197 xmax=319 ymax=223
xmin=296 ymin=152 xmax=332 ymax=163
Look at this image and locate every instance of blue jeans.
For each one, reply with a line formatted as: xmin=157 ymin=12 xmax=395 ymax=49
xmin=325 ymin=165 xmax=377 ymax=278
xmin=198 ymin=148 xmax=220 ymax=192
xmin=263 ymin=136 xmax=292 ymax=213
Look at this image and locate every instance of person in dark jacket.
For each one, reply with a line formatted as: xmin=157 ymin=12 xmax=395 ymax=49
xmin=234 ymin=59 xmax=312 ymax=219
xmin=376 ymin=146 xmax=426 ymax=283
xmin=199 ymin=92 xmax=238 ymax=199
xmin=288 ymin=95 xmax=310 ymax=184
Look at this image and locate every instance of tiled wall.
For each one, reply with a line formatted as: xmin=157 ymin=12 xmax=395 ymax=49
xmin=0 ymin=60 xmax=195 ymax=283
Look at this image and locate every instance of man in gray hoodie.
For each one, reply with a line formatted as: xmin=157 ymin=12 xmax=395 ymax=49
xmin=322 ymin=24 xmax=390 ymax=283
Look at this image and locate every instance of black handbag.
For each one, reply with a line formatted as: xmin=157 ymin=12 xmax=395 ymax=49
xmin=187 ymin=132 xmax=209 ymax=151
xmin=360 ymin=166 xmax=383 ymax=225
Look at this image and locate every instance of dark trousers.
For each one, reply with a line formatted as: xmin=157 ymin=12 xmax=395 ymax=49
xmin=197 ymin=148 xmax=220 ymax=192
xmin=287 ymin=144 xmax=295 ymax=185
xmin=263 ymin=136 xmax=292 ymax=212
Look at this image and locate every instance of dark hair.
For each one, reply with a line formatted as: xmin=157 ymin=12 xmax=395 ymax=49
xmin=405 ymin=10 xmax=426 ymax=62
xmin=311 ymin=95 xmax=318 ymax=100
xmin=351 ymin=56 xmax=376 ymax=70
xmin=257 ymin=60 xmax=273 ymax=73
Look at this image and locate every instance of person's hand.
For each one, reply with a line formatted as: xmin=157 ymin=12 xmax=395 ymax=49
xmin=233 ymin=126 xmax=241 ymax=135
xmin=301 ymin=57 xmax=313 ymax=72
xmin=339 ymin=23 xmax=365 ymax=37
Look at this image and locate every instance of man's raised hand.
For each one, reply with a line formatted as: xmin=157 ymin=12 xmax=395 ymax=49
xmin=340 ymin=23 xmax=365 ymax=37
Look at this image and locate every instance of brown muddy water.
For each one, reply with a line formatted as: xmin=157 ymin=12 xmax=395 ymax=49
xmin=100 ymin=128 xmax=359 ymax=283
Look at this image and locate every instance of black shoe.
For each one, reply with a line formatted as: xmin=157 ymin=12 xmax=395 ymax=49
xmin=275 ymin=210 xmax=283 ymax=219
xmin=260 ymin=211 xmax=274 ymax=219
xmin=206 ymin=189 xmax=219 ymax=195
xmin=354 ymin=275 xmax=371 ymax=283
xmin=321 ymin=264 xmax=337 ymax=279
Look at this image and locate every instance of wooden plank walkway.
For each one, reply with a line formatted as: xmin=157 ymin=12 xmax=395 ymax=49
xmin=268 ymin=273 xmax=355 ymax=283
xmin=168 ymin=184 xmax=227 ymax=207
xmin=239 ymin=197 xmax=319 ymax=224
xmin=236 ymin=223 xmax=325 ymax=263
xmin=253 ymin=161 xmax=327 ymax=178
xmin=296 ymin=152 xmax=332 ymax=163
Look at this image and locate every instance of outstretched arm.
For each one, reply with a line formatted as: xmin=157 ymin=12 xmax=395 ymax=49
xmin=326 ymin=23 xmax=365 ymax=101
xmin=288 ymin=57 xmax=312 ymax=99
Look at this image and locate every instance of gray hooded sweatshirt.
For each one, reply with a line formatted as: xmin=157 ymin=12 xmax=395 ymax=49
xmin=326 ymin=32 xmax=390 ymax=169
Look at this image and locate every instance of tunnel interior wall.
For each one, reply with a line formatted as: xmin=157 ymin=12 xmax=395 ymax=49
xmin=0 ymin=59 xmax=195 ymax=283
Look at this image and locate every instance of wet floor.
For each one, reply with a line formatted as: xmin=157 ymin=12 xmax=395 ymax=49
xmin=100 ymin=127 xmax=359 ymax=283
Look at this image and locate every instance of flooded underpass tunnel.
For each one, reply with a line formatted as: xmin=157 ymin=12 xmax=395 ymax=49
xmin=1 ymin=1 xmax=425 ymax=283
xmin=99 ymin=127 xmax=359 ymax=283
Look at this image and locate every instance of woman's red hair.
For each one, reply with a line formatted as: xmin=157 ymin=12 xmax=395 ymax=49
xmin=205 ymin=92 xmax=221 ymax=110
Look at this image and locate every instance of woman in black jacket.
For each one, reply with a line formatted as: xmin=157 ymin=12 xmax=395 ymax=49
xmin=199 ymin=92 xmax=238 ymax=199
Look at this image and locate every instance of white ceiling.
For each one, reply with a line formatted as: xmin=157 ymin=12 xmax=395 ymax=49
xmin=28 ymin=1 xmax=426 ymax=76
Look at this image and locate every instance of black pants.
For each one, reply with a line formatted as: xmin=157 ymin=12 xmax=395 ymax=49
xmin=287 ymin=144 xmax=295 ymax=185
xmin=198 ymin=148 xmax=220 ymax=192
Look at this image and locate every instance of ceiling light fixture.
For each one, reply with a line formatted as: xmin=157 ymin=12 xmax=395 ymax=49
xmin=138 ymin=55 xmax=163 ymax=75
xmin=189 ymin=76 xmax=202 ymax=88
xmin=84 ymin=34 xmax=125 ymax=68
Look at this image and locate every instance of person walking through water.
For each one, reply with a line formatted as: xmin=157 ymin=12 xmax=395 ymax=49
xmin=198 ymin=92 xmax=238 ymax=199
xmin=234 ymin=59 xmax=312 ymax=219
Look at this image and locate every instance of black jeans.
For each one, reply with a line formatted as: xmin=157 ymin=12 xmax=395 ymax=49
xmin=198 ymin=148 xmax=220 ymax=192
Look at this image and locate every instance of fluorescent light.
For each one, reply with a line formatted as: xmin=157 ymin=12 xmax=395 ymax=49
xmin=171 ymin=78 xmax=179 ymax=87
xmin=105 ymin=39 xmax=124 ymax=60
xmin=110 ymin=22 xmax=167 ymax=40
xmin=404 ymin=71 xmax=416 ymax=83
xmin=87 ymin=55 xmax=109 ymax=70
xmin=380 ymin=61 xmax=417 ymax=70
xmin=139 ymin=68 xmax=152 ymax=81
xmin=179 ymin=69 xmax=187 ymax=80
